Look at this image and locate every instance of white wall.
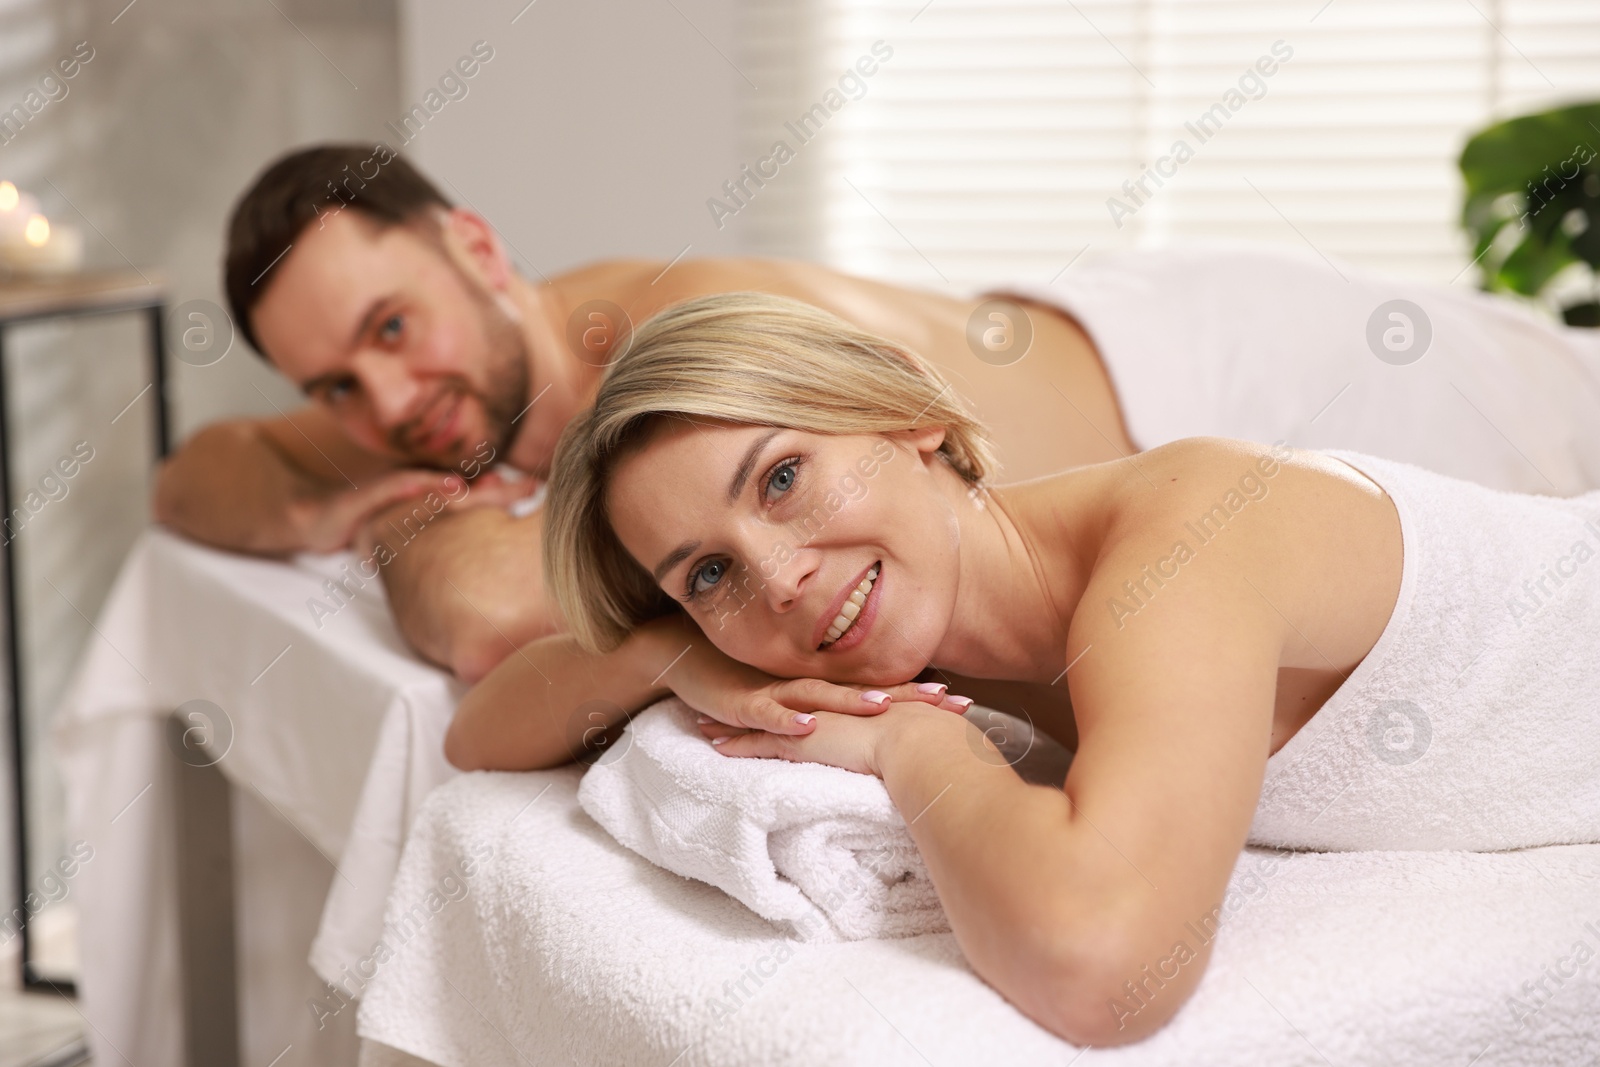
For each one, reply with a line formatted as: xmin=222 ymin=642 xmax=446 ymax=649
xmin=0 ymin=0 xmax=403 ymax=989
xmin=398 ymin=0 xmax=750 ymax=273
xmin=50 ymin=0 xmax=405 ymax=439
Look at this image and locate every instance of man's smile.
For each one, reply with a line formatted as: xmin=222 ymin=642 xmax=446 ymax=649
xmin=405 ymin=389 xmax=466 ymax=455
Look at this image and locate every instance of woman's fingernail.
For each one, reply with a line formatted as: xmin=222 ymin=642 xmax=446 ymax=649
xmin=794 ymin=712 xmax=816 ymax=726
xmin=861 ymin=690 xmax=891 ymax=705
xmin=712 ymin=736 xmax=728 ymax=746
xmin=918 ymin=682 xmax=948 ymax=696
xmin=947 ymin=695 xmax=974 ymax=711
xmin=696 ymin=714 xmax=712 ymax=724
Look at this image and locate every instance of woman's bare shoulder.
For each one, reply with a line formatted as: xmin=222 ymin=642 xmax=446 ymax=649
xmin=1081 ymin=436 xmax=1401 ymax=669
xmin=1094 ymin=437 xmax=1297 ymax=546
xmin=1105 ymin=437 xmax=1390 ymax=538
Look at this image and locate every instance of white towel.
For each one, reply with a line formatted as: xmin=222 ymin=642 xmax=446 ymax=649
xmin=359 ymin=769 xmax=1600 ymax=1067
xmin=577 ymin=698 xmax=948 ymax=941
xmin=994 ymin=241 xmax=1600 ymax=495
xmin=1251 ymin=450 xmax=1600 ymax=852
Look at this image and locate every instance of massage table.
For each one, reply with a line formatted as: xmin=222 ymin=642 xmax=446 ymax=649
xmin=57 ymin=528 xmax=1600 ymax=1066
xmin=356 ymin=768 xmax=1600 ymax=1066
xmin=53 ymin=528 xmax=464 ymax=1067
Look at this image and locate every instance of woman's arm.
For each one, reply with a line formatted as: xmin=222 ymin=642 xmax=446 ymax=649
xmin=445 ymin=612 xmax=969 ymax=771
xmin=707 ymin=568 xmax=1284 ymax=1047
xmin=443 ymin=614 xmax=680 ymax=771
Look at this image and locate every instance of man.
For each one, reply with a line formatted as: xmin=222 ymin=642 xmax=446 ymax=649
xmin=157 ymin=143 xmax=1600 ymax=680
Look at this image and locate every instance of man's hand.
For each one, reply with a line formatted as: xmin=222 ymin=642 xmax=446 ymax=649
xmin=298 ymin=465 xmax=543 ymax=555
xmin=293 ymin=468 xmax=461 ymax=553
xmin=155 ymin=410 xmax=413 ymax=556
xmin=348 ymin=469 xmax=540 ymax=557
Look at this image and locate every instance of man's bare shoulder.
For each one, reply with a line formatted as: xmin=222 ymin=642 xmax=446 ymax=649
xmin=546 ymin=257 xmax=665 ymax=291
xmin=661 ymin=256 xmax=939 ymax=301
xmin=542 ymin=256 xmax=966 ymax=366
xmin=548 ymin=255 xmax=818 ymax=298
xmin=550 ymin=255 xmax=937 ymax=311
xmin=666 ymin=258 xmax=969 ymax=343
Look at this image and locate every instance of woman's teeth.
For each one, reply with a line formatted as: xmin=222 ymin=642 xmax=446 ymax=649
xmin=822 ymin=563 xmax=879 ymax=647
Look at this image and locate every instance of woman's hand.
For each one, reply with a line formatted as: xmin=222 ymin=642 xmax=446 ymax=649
xmin=696 ymin=700 xmax=965 ymax=777
xmin=655 ymin=617 xmax=971 ymax=738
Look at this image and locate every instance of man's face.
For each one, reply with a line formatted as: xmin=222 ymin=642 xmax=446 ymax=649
xmin=252 ymin=210 xmax=529 ymax=470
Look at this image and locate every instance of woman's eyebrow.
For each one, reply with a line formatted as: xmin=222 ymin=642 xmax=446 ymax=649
xmin=650 ymin=429 xmax=785 ymax=583
xmin=725 ymin=428 xmax=783 ymax=505
xmin=652 ymin=539 xmax=700 ymax=584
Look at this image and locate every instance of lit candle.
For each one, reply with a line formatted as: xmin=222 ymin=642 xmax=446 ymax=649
xmin=0 ymin=181 xmax=84 ymax=274
xmin=0 ymin=180 xmax=41 ymax=243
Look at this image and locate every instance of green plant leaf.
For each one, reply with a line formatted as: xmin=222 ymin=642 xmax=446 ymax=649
xmin=1496 ymin=225 xmax=1575 ymax=295
xmin=1458 ymin=102 xmax=1600 ymax=295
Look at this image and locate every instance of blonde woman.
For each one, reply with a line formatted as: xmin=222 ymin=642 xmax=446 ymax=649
xmin=445 ymin=293 xmax=1600 ymax=1046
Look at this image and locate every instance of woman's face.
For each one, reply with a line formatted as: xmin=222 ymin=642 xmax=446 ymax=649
xmin=606 ymin=419 xmax=962 ymax=684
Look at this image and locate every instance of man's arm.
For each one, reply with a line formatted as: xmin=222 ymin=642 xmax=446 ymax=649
xmin=359 ymin=499 xmax=556 ymax=682
xmin=154 ymin=403 xmax=446 ymax=556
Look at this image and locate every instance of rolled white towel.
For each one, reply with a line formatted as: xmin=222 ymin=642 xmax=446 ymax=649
xmin=577 ymin=697 xmax=948 ymax=942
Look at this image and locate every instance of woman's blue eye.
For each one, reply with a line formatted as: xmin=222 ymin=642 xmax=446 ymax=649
xmin=379 ymin=314 xmax=403 ymax=342
xmin=765 ymin=459 xmax=799 ymax=501
xmin=687 ymin=559 xmax=726 ymax=599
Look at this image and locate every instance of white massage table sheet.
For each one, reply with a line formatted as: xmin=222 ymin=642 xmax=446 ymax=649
xmin=359 ymin=769 xmax=1600 ymax=1067
xmin=53 ymin=528 xmax=462 ymax=1067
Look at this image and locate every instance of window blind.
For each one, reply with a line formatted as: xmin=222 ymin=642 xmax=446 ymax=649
xmin=736 ymin=0 xmax=1600 ymax=291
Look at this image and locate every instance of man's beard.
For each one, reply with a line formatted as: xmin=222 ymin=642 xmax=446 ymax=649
xmin=391 ymin=287 xmax=530 ymax=470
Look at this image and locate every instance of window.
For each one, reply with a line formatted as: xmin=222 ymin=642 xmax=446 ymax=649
xmin=737 ymin=0 xmax=1600 ymax=290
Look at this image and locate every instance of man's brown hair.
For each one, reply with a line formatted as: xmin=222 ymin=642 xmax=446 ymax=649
xmin=223 ymin=143 xmax=450 ymax=356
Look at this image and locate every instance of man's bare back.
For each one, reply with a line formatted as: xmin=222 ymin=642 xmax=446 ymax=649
xmin=552 ymin=256 xmax=1135 ymax=484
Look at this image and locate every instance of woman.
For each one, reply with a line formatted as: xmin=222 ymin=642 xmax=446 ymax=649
xmin=445 ymin=293 xmax=1600 ymax=1047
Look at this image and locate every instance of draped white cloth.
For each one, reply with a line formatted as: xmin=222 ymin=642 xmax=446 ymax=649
xmin=52 ymin=529 xmax=461 ymax=1067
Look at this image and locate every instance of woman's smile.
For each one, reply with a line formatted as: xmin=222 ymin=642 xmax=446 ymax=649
xmin=816 ymin=560 xmax=882 ymax=652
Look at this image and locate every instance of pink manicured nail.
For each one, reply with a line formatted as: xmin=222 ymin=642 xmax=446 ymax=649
xmin=712 ymin=736 xmax=728 ymax=746
xmin=794 ymin=713 xmax=816 ymax=726
xmin=696 ymin=714 xmax=712 ymax=724
xmin=861 ymin=690 xmax=891 ymax=705
xmin=918 ymin=682 xmax=948 ymax=696
xmin=946 ymin=696 xmax=974 ymax=711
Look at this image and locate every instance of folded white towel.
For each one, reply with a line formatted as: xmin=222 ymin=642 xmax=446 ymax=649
xmin=577 ymin=698 xmax=948 ymax=942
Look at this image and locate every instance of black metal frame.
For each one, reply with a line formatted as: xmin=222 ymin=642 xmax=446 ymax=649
xmin=1 ymin=296 xmax=168 ymax=994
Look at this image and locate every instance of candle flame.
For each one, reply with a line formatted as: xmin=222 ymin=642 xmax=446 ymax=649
xmin=0 ymin=181 xmax=17 ymax=212
xmin=24 ymin=214 xmax=49 ymax=248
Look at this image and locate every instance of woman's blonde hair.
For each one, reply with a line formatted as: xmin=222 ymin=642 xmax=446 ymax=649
xmin=543 ymin=291 xmax=997 ymax=653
